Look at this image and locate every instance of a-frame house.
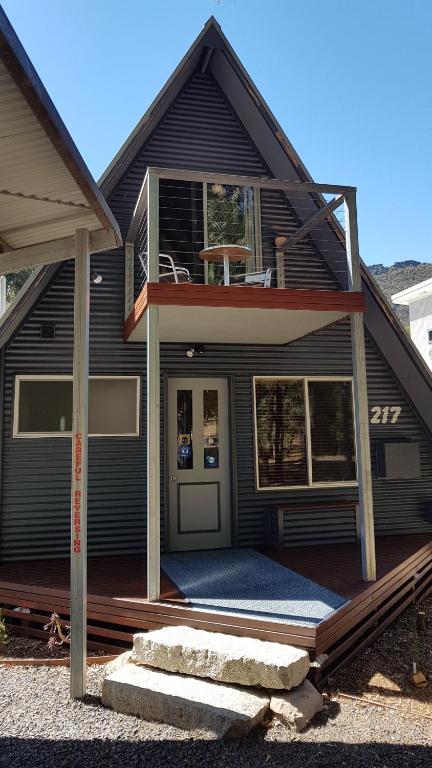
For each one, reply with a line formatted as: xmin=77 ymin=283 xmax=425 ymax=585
xmin=1 ymin=17 xmax=431 ymax=677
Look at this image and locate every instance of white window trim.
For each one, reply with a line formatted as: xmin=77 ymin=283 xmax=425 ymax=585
xmin=13 ymin=375 xmax=141 ymax=438
xmin=252 ymin=375 xmax=358 ymax=492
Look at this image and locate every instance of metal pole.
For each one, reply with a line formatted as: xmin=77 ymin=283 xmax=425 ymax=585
xmin=70 ymin=228 xmax=90 ymax=698
xmin=345 ymin=192 xmax=376 ymax=582
xmin=146 ymin=304 xmax=160 ymax=601
xmin=146 ymin=172 xmax=160 ymax=602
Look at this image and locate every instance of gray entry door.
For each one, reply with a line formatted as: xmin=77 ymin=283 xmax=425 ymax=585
xmin=168 ymin=377 xmax=231 ymax=551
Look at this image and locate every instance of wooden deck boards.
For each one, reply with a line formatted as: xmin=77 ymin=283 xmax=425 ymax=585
xmin=0 ymin=555 xmax=184 ymax=602
xmin=264 ymin=533 xmax=432 ymax=600
xmin=0 ymin=534 xmax=431 ymax=676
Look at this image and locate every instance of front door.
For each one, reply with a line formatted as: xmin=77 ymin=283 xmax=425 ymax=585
xmin=168 ymin=377 xmax=231 ymax=551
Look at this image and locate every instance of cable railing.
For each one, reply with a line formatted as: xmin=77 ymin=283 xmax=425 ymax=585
xmin=125 ymin=167 xmax=359 ymax=318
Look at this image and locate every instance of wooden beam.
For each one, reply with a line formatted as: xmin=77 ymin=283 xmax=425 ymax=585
xmin=200 ymin=46 xmax=214 ymax=74
xmin=147 ymin=166 xmax=355 ymax=196
xmin=278 ymin=195 xmax=344 ymax=251
xmin=345 ymin=191 xmax=376 ymax=582
xmin=0 ymin=233 xmax=12 ymax=252
xmin=1 ymin=210 xmax=97 ymax=239
xmin=0 ymin=188 xmax=92 ymax=210
xmin=69 ymin=228 xmax=90 ymax=699
xmin=0 ymin=229 xmax=118 ymax=275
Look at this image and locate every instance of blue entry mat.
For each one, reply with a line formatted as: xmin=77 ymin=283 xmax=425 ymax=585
xmin=161 ymin=548 xmax=347 ymax=627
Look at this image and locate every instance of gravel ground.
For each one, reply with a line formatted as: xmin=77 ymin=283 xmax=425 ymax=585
xmin=0 ymin=664 xmax=431 ymax=768
xmin=327 ymin=595 xmax=432 ymax=719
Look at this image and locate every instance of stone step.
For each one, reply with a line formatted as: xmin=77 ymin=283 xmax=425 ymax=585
xmin=102 ymin=663 xmax=269 ymax=739
xmin=132 ymin=625 xmax=310 ymax=690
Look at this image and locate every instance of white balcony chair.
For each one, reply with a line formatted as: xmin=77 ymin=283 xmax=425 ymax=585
xmin=138 ymin=251 xmax=192 ymax=283
xmin=231 ymin=267 xmax=273 ymax=288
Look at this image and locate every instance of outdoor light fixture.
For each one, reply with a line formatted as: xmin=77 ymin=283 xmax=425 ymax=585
xmin=186 ymin=344 xmax=205 ymax=358
xmin=91 ymin=269 xmax=103 ymax=285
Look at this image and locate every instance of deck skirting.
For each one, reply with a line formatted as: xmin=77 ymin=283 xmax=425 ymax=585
xmin=0 ymin=537 xmax=431 ymax=677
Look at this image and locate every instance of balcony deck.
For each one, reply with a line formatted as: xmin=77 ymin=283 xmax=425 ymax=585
xmin=1 ymin=534 xmax=431 ymax=680
xmin=124 ymin=282 xmax=365 ymax=343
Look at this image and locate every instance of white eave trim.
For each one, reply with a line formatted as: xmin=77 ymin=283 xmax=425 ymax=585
xmin=392 ymin=277 xmax=432 ymax=306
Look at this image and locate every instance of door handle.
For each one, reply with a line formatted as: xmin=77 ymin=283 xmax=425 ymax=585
xmin=169 ymin=475 xmax=177 ymax=482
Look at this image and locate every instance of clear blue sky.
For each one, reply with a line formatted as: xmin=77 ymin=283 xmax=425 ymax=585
xmin=2 ymin=0 xmax=431 ymax=266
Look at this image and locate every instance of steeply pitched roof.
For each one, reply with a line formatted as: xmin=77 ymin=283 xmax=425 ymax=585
xmin=99 ymin=17 xmax=311 ymax=198
xmin=3 ymin=15 xmax=432 ymax=435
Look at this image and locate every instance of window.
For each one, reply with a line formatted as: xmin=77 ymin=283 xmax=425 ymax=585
xmin=13 ymin=376 xmax=140 ymax=437
xmin=203 ymin=389 xmax=219 ymax=469
xmin=428 ymin=330 xmax=432 ymax=344
xmin=253 ymin=377 xmax=357 ymax=489
xmin=177 ymin=389 xmax=193 ymax=469
xmin=205 ymin=182 xmax=259 ymax=282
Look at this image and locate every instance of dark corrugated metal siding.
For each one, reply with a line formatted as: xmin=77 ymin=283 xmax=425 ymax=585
xmin=366 ymin=332 xmax=432 ymax=535
xmin=2 ymin=286 xmax=432 ymax=560
xmin=260 ymin=189 xmax=339 ymax=290
xmin=1 ymin=254 xmax=148 ymax=560
xmin=109 ymin=71 xmax=268 ymax=240
xmin=159 ymin=322 xmax=432 ymax=550
xmin=126 ymin=70 xmax=336 ymax=296
xmin=1 ymin=63 xmax=431 ymax=560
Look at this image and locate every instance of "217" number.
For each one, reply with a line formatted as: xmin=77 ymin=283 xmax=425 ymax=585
xmin=370 ymin=406 xmax=401 ymax=424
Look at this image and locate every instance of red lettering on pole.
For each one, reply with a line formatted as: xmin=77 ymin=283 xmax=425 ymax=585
xmin=73 ymin=433 xmax=83 ymax=554
xmin=74 ymin=432 xmax=82 ymax=481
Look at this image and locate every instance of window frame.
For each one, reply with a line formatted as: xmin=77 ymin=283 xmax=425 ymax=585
xmin=202 ymin=182 xmax=262 ymax=279
xmin=13 ymin=375 xmax=141 ymax=438
xmin=252 ymin=375 xmax=358 ymax=491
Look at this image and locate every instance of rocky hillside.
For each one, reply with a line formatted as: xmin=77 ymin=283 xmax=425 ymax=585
xmin=366 ymin=260 xmax=432 ymax=326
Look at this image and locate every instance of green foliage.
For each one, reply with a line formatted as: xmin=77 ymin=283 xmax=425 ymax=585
xmin=0 ymin=607 xmax=9 ymax=647
xmin=206 ymin=183 xmax=254 ymax=284
xmin=6 ymin=269 xmax=33 ymax=305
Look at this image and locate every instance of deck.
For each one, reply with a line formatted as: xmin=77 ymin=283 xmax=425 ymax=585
xmin=0 ymin=534 xmax=431 ymax=680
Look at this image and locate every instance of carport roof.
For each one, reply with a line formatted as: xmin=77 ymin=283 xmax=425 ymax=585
xmin=0 ymin=6 xmax=121 ymax=270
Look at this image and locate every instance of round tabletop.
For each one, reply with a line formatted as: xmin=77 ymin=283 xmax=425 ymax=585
xmin=198 ymin=244 xmax=252 ymax=264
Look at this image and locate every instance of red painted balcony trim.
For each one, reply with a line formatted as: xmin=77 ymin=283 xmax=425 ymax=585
xmin=124 ymin=283 xmax=365 ymax=341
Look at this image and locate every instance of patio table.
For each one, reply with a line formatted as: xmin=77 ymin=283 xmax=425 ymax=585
xmin=199 ymin=244 xmax=252 ymax=286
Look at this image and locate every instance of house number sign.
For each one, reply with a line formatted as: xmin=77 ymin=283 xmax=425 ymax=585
xmin=370 ymin=406 xmax=401 ymax=424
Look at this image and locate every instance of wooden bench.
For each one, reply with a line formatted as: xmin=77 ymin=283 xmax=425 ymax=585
xmin=267 ymin=499 xmax=360 ymax=550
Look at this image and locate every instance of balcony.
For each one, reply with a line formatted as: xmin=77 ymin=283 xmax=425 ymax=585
xmin=123 ymin=168 xmax=365 ymax=344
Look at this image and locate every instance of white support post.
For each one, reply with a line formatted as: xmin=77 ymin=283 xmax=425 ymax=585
xmin=70 ymin=229 xmax=90 ymax=698
xmin=345 ymin=192 xmax=376 ymax=582
xmin=146 ymin=173 xmax=160 ymax=602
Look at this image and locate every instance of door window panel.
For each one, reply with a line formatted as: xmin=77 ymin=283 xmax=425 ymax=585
xmin=203 ymin=389 xmax=219 ymax=469
xmin=177 ymin=389 xmax=193 ymax=469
